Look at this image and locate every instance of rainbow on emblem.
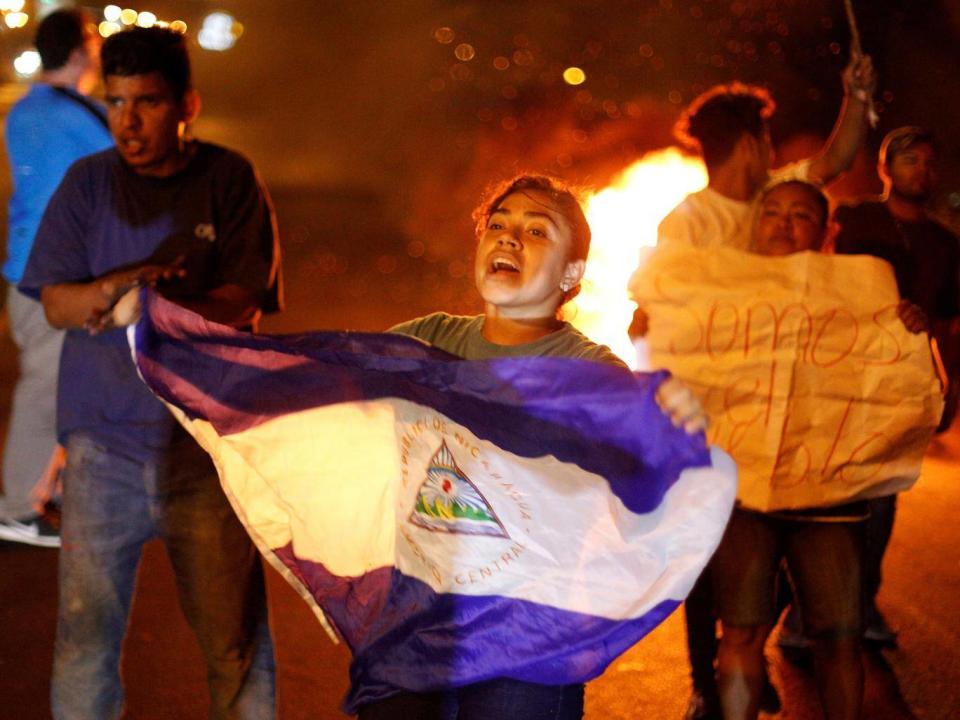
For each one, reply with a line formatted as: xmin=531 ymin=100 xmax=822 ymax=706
xmin=409 ymin=440 xmax=509 ymax=539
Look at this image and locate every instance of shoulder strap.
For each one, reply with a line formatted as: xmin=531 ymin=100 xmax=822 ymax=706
xmin=50 ymin=86 xmax=108 ymax=130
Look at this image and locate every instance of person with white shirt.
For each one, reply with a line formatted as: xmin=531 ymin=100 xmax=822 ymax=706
xmin=639 ymin=56 xmax=877 ymax=720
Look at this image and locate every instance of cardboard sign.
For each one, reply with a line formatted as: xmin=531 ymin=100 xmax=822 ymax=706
xmin=631 ymin=245 xmax=944 ymax=511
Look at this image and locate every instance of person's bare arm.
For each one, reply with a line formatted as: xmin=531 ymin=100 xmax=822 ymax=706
xmin=807 ymin=54 xmax=877 ymax=185
xmin=41 ymin=260 xmax=185 ymax=330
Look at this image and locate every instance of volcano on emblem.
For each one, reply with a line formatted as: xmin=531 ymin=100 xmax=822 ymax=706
xmin=409 ymin=440 xmax=509 ymax=539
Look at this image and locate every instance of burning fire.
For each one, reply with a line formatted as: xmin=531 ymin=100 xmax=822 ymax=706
xmin=571 ymin=147 xmax=707 ymax=367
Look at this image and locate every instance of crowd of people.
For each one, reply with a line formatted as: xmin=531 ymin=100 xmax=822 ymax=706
xmin=0 ymin=8 xmax=956 ymax=720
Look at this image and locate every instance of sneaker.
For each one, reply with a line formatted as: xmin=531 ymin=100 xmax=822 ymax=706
xmin=0 ymin=514 xmax=61 ymax=548
xmin=683 ymin=690 xmax=722 ymax=720
xmin=863 ymin=605 xmax=898 ymax=647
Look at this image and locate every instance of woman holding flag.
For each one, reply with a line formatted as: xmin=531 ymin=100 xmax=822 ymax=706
xmin=357 ymin=174 xmax=708 ymax=719
xmin=108 ymin=174 xmax=726 ymax=720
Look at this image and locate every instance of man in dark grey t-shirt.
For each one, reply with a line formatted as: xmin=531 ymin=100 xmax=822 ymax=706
xmin=20 ymin=27 xmax=280 ymax=720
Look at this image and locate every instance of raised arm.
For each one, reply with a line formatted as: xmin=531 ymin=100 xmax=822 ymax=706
xmin=807 ymin=54 xmax=877 ymax=185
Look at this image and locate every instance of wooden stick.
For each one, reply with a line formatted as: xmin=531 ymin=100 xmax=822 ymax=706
xmin=843 ymin=0 xmax=878 ymax=127
xmin=844 ymin=0 xmax=863 ymax=56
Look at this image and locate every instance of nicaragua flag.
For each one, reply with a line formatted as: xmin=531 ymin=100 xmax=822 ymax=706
xmin=130 ymin=289 xmax=737 ymax=712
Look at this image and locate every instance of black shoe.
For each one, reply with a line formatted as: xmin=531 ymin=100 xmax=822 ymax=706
xmin=863 ymin=605 xmax=898 ymax=648
xmin=0 ymin=513 xmax=61 ymax=548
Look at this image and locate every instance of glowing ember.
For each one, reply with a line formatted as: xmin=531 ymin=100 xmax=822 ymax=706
xmin=570 ymin=147 xmax=707 ymax=367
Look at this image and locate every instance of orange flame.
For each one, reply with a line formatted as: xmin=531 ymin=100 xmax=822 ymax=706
xmin=571 ymin=147 xmax=707 ymax=367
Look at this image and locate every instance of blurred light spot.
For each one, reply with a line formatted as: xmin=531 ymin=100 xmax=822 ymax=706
xmin=574 ymin=89 xmax=592 ymax=104
xmin=454 ymin=43 xmax=475 ymax=61
xmin=602 ymin=100 xmax=620 ymax=118
xmin=639 ymin=44 xmax=654 ymax=58
xmin=13 ymin=49 xmax=40 ymax=76
xmin=120 ymin=8 xmax=138 ymax=25
xmin=169 ymin=20 xmax=187 ymax=33
xmin=449 ymin=63 xmax=472 ymax=81
xmin=668 ymin=90 xmax=682 ymax=104
xmin=690 ymin=5 xmax=703 ymax=19
xmin=4 ymin=11 xmax=27 ymax=28
xmin=0 ymin=0 xmax=25 ymax=11
xmin=572 ymin=129 xmax=588 ymax=143
xmin=99 ymin=20 xmax=121 ymax=37
xmin=136 ymin=11 xmax=156 ymax=28
xmin=829 ymin=41 xmax=841 ymax=55
xmin=476 ymin=107 xmax=493 ymax=122
xmin=556 ymin=153 xmax=573 ymax=168
xmin=501 ymin=85 xmax=517 ymax=99
xmin=428 ymin=77 xmax=445 ymax=92
xmin=433 ymin=26 xmax=454 ymax=44
xmin=501 ymin=116 xmax=518 ymax=131
xmin=513 ymin=33 xmax=530 ymax=47
xmin=948 ymin=192 xmax=960 ymax=210
xmin=882 ymin=90 xmax=894 ymax=103
xmin=375 ymin=255 xmax=398 ymax=275
xmin=493 ymin=56 xmax=510 ymax=70
xmin=406 ymin=240 xmax=425 ymax=258
xmin=103 ymin=4 xmax=121 ymax=22
xmin=563 ymin=66 xmax=586 ymax=85
xmin=447 ymin=260 xmax=468 ymax=279
xmin=512 ymin=49 xmax=534 ymax=66
xmin=199 ymin=12 xmax=239 ymax=51
xmin=710 ymin=54 xmax=725 ymax=67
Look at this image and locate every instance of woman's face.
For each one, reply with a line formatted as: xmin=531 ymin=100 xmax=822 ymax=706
xmin=474 ymin=190 xmax=583 ymax=318
xmin=753 ymin=183 xmax=826 ymax=256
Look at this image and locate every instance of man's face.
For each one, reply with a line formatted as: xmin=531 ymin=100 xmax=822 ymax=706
xmin=753 ymin=183 xmax=826 ymax=256
xmin=885 ymin=142 xmax=937 ymax=203
xmin=105 ymin=72 xmax=186 ymax=177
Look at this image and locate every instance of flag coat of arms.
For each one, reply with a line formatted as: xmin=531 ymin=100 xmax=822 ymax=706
xmin=131 ymin=290 xmax=737 ymax=711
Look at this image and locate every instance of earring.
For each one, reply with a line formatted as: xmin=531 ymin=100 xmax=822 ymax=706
xmin=560 ymin=281 xmax=571 ymax=292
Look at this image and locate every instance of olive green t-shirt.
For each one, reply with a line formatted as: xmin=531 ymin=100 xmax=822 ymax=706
xmin=390 ymin=313 xmax=626 ymax=368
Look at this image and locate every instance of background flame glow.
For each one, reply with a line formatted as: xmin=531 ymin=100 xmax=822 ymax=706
xmin=571 ymin=147 xmax=707 ymax=367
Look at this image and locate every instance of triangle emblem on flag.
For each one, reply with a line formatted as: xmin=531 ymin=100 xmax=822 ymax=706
xmin=409 ymin=440 xmax=510 ymax=539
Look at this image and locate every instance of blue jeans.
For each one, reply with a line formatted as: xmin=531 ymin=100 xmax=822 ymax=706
xmin=357 ymin=679 xmax=585 ymax=720
xmin=52 ymin=432 xmax=275 ymax=720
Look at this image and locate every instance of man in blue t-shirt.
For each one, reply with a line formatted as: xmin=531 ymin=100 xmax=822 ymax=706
xmin=20 ymin=27 xmax=282 ymax=719
xmin=0 ymin=9 xmax=112 ymax=547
